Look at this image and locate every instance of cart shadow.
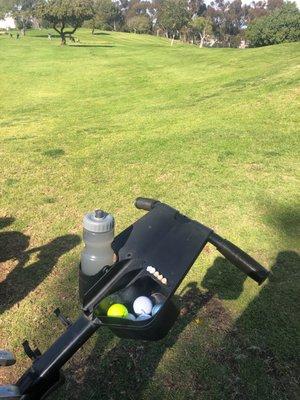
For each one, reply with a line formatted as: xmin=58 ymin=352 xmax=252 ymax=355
xmin=232 ymin=250 xmax=299 ymax=386
xmin=0 ymin=217 xmax=15 ymax=230
xmin=0 ymin=219 xmax=80 ymax=314
xmin=201 ymin=256 xmax=247 ymax=300
xmin=263 ymin=202 xmax=300 ymax=240
xmin=151 ymin=250 xmax=298 ymax=399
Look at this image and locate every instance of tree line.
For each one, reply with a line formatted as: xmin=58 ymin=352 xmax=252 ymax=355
xmin=0 ymin=0 xmax=299 ymax=47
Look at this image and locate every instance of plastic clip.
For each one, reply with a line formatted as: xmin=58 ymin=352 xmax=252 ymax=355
xmin=54 ymin=308 xmax=72 ymax=328
xmin=22 ymin=340 xmax=41 ymax=360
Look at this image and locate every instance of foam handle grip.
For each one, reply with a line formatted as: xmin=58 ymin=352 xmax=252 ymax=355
xmin=134 ymin=197 xmax=159 ymax=211
xmin=209 ymin=233 xmax=269 ymax=285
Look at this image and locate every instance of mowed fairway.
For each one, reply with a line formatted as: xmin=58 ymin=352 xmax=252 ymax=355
xmin=0 ymin=30 xmax=299 ymax=400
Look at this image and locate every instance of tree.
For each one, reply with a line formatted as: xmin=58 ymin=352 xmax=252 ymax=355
xmin=157 ymin=0 xmax=190 ymax=44
xmin=188 ymin=0 xmax=206 ymax=17
xmin=191 ymin=16 xmax=213 ymax=47
xmin=126 ymin=14 xmax=151 ymax=32
xmin=206 ymin=0 xmax=230 ymax=45
xmin=36 ymin=0 xmax=93 ymax=44
xmin=14 ymin=0 xmax=35 ymax=34
xmin=125 ymin=0 xmax=150 ymax=19
xmin=206 ymin=0 xmax=249 ymax=46
xmin=0 ymin=0 xmax=36 ymax=34
xmin=267 ymin=0 xmax=284 ymax=11
xmin=124 ymin=0 xmax=152 ymax=32
xmin=246 ymin=1 xmax=268 ymax=22
xmin=246 ymin=2 xmax=300 ymax=46
xmin=0 ymin=0 xmax=14 ymax=19
xmin=91 ymin=0 xmax=123 ymax=33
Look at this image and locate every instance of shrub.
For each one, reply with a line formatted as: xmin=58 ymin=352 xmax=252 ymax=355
xmin=246 ymin=2 xmax=300 ymax=47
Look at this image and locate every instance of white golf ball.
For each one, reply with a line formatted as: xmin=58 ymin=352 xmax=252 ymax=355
xmin=133 ymin=296 xmax=153 ymax=315
xmin=146 ymin=266 xmax=156 ymax=274
xmin=136 ymin=313 xmax=151 ymax=321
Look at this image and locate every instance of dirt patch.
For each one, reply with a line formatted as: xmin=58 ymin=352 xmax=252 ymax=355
xmin=201 ymin=296 xmax=233 ymax=333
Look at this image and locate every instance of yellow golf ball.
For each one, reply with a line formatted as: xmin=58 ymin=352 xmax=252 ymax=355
xmin=107 ymin=304 xmax=128 ymax=318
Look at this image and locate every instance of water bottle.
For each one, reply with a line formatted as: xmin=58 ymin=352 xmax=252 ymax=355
xmin=81 ymin=209 xmax=115 ymax=276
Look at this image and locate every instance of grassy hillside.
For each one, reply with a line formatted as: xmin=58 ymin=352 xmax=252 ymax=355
xmin=0 ymin=30 xmax=299 ymax=400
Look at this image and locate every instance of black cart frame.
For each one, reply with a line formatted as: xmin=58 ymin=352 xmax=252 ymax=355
xmin=9 ymin=198 xmax=269 ymax=399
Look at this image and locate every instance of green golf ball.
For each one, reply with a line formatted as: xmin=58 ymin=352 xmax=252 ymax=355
xmin=107 ymin=304 xmax=128 ymax=318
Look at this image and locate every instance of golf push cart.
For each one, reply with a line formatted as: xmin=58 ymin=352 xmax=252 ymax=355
xmin=0 ymin=198 xmax=269 ymax=399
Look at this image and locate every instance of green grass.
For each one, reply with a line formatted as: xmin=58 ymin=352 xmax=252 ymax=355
xmin=0 ymin=29 xmax=299 ymax=400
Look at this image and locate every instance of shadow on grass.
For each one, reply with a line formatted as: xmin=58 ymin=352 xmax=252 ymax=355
xmin=62 ymin=283 xmax=213 ymax=400
xmin=0 ymin=217 xmax=15 ymax=230
xmin=55 ymin=248 xmax=299 ymax=400
xmin=33 ymin=34 xmax=61 ymax=38
xmin=2 ymin=135 xmax=36 ymax=142
xmin=43 ymin=148 xmax=65 ymax=158
xmin=263 ymin=202 xmax=300 ymax=240
xmin=229 ymin=250 xmax=299 ymax=399
xmin=69 ymin=44 xmax=114 ymax=48
xmin=92 ymin=32 xmax=111 ymax=36
xmin=155 ymin=250 xmax=299 ymax=400
xmin=0 ymin=219 xmax=80 ymax=314
xmin=201 ymin=256 xmax=247 ymax=300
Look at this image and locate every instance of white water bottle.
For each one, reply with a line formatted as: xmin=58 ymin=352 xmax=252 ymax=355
xmin=81 ymin=209 xmax=115 ymax=276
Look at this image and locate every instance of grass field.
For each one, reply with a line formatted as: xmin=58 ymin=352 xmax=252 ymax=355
xmin=0 ymin=29 xmax=299 ymax=400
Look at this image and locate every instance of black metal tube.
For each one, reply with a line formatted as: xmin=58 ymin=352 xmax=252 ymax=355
xmin=17 ymin=315 xmax=100 ymax=399
xmin=209 ymin=232 xmax=269 ymax=284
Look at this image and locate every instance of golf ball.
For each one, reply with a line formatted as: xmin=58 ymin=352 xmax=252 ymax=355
xmin=136 ymin=313 xmax=151 ymax=321
xmin=151 ymin=293 xmax=166 ymax=304
xmin=107 ymin=304 xmax=128 ymax=318
xmin=151 ymin=303 xmax=163 ymax=316
xmin=146 ymin=266 xmax=156 ymax=274
xmin=133 ymin=296 xmax=153 ymax=315
xmin=126 ymin=313 xmax=136 ymax=321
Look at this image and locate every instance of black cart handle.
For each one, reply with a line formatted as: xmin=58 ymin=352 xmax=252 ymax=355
xmin=209 ymin=233 xmax=269 ymax=285
xmin=134 ymin=197 xmax=159 ymax=211
xmin=134 ymin=198 xmax=269 ymax=285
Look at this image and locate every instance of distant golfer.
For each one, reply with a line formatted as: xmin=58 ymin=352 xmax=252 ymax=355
xmin=16 ymin=33 xmax=20 ymax=39
xmin=48 ymin=33 xmax=52 ymax=40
